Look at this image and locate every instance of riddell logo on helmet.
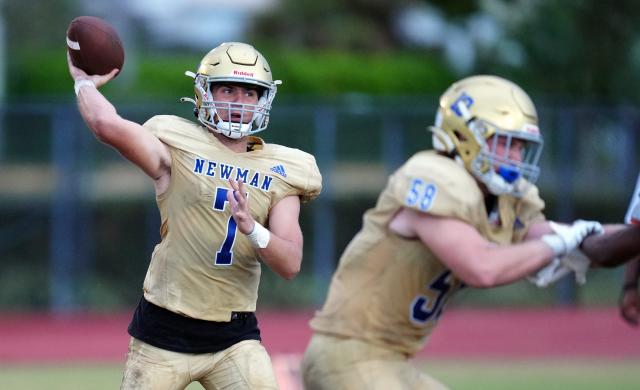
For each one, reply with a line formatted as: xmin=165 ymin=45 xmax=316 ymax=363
xmin=522 ymin=124 xmax=540 ymax=134
xmin=233 ymin=70 xmax=254 ymax=77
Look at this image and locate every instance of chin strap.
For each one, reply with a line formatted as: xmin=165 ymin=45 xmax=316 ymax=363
xmin=428 ymin=126 xmax=456 ymax=152
xmin=213 ymin=118 xmax=250 ymax=139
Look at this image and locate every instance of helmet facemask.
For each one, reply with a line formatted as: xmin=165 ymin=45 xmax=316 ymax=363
xmin=468 ymin=119 xmax=543 ymax=197
xmin=193 ymin=74 xmax=278 ymax=139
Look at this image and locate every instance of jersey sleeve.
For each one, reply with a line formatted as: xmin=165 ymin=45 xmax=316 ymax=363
xmin=389 ymin=152 xmax=483 ymax=223
xmin=143 ymin=115 xmax=175 ymax=140
xmin=142 ymin=115 xmax=202 ymax=150
xmin=142 ymin=115 xmax=163 ymax=137
xmin=264 ymin=144 xmax=322 ymax=204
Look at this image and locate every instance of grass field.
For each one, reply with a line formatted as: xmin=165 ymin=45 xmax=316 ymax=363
xmin=1 ymin=359 xmax=638 ymax=390
xmin=424 ymin=359 xmax=640 ymax=390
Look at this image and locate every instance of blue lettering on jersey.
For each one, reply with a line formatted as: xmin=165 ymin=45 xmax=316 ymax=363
xmin=193 ymin=158 xmax=206 ymax=174
xmin=261 ymin=175 xmax=273 ymax=191
xmin=236 ymin=168 xmax=249 ymax=183
xmin=206 ymin=161 xmax=217 ymax=176
xmin=405 ymin=178 xmax=437 ymax=211
xmin=410 ymin=270 xmax=452 ymax=326
xmin=191 ymin=156 xmax=275 ymax=194
xmin=212 ymin=187 xmax=236 ymax=265
xmin=193 ymin=158 xmax=218 ymax=177
xmin=249 ymin=172 xmax=260 ymax=188
xmin=220 ymin=164 xmax=234 ymax=179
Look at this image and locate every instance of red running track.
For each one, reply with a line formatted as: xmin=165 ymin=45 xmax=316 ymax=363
xmin=0 ymin=307 xmax=638 ymax=363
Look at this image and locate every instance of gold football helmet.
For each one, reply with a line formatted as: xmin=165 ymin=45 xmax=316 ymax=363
xmin=181 ymin=42 xmax=281 ymax=139
xmin=429 ymin=75 xmax=543 ymax=196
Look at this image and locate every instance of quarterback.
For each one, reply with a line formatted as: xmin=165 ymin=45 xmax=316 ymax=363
xmin=301 ymin=75 xmax=619 ymax=389
xmin=68 ymin=42 xmax=321 ymax=389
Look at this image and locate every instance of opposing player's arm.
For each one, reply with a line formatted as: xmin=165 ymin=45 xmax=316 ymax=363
xmin=68 ymin=55 xmax=171 ymax=183
xmin=389 ymin=208 xmax=556 ymax=288
xmin=580 ymin=225 xmax=640 ymax=268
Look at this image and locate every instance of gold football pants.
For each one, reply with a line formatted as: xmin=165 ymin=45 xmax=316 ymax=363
xmin=301 ymin=334 xmax=448 ymax=390
xmin=121 ymin=337 xmax=279 ymax=390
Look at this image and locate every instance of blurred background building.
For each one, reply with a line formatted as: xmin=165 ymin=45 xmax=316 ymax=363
xmin=1 ymin=0 xmax=639 ymax=314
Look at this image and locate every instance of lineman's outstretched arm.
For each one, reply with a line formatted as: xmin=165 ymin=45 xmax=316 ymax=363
xmin=391 ymin=210 xmax=600 ymax=288
xmin=389 ymin=209 xmax=557 ymax=288
xmin=525 ymin=220 xmax=609 ymax=287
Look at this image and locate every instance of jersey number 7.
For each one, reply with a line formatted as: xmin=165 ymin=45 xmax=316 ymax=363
xmin=213 ymin=187 xmax=238 ymax=265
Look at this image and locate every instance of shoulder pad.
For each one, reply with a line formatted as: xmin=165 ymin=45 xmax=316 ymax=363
xmin=390 ymin=151 xmax=483 ymax=220
xmin=262 ymin=143 xmax=322 ymax=202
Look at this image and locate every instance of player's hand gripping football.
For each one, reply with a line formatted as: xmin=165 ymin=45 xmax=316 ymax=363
xmin=227 ymin=179 xmax=256 ymax=235
xmin=530 ymin=220 xmax=604 ymax=287
xmin=67 ymin=52 xmax=119 ymax=88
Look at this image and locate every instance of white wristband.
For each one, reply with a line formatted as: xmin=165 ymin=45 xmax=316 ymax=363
xmin=246 ymin=222 xmax=270 ymax=249
xmin=74 ymin=79 xmax=96 ymax=96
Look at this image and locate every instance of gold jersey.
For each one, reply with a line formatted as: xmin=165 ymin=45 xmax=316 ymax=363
xmin=142 ymin=115 xmax=322 ymax=321
xmin=310 ymin=151 xmax=544 ymax=356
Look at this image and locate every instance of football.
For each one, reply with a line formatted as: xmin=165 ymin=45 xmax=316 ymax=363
xmin=66 ymin=16 xmax=124 ymax=76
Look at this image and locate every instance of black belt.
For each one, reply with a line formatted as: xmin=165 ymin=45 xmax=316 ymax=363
xmin=230 ymin=311 xmax=252 ymax=320
xmin=128 ymin=296 xmax=261 ymax=353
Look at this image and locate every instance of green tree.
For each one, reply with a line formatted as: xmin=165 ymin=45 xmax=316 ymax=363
xmin=250 ymin=0 xmax=413 ymax=51
xmin=483 ymin=0 xmax=640 ymax=102
xmin=2 ymin=0 xmax=76 ymax=51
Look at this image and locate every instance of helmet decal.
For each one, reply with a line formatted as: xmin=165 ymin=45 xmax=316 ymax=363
xmin=450 ymin=93 xmax=474 ymax=118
